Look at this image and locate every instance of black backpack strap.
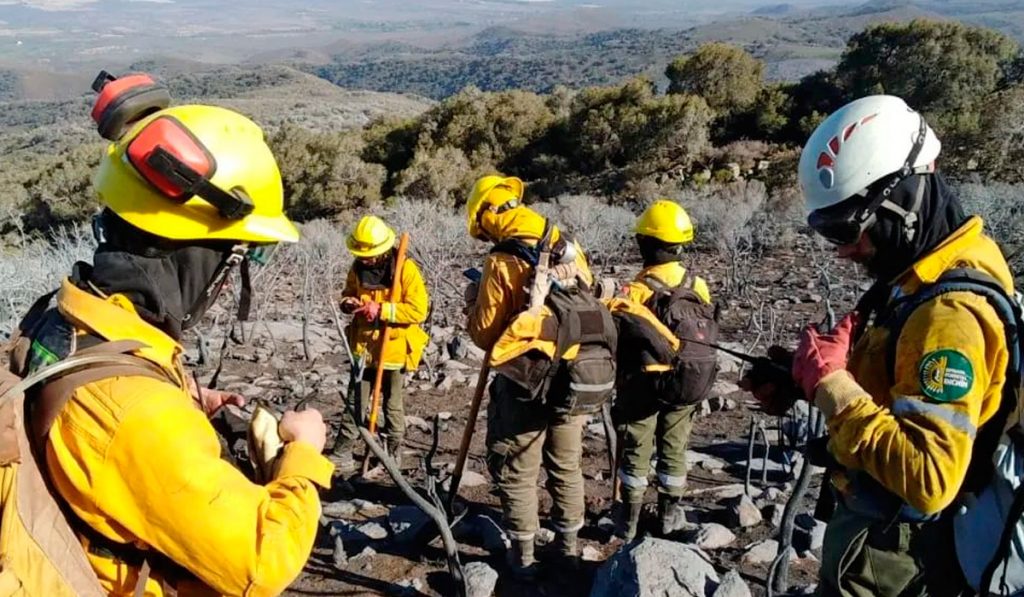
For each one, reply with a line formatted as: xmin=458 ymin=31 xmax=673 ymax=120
xmin=885 ymin=268 xmax=1020 ymax=383
xmin=5 ymin=289 xmax=58 ymax=349
xmin=640 ymin=274 xmax=668 ymax=293
xmin=884 ymin=267 xmax=1023 ymax=493
xmin=490 ymin=220 xmax=553 ymax=268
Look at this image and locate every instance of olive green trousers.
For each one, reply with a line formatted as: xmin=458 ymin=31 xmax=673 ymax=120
xmin=485 ymin=375 xmax=586 ymax=541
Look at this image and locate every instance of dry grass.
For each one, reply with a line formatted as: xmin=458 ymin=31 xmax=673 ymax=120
xmin=0 ymin=223 xmax=95 ymax=339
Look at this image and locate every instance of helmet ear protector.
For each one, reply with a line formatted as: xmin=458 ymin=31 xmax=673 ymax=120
xmin=91 ymin=70 xmax=170 ymax=141
xmin=90 ymin=70 xmax=254 ymax=220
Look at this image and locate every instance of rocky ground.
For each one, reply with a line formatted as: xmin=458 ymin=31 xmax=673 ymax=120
xmin=189 ymin=236 xmax=866 ymax=597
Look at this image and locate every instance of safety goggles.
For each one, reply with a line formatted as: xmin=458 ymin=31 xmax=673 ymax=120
xmin=356 ymin=252 xmax=389 ymax=265
xmin=807 ymin=195 xmax=877 ymax=245
xmin=809 ymin=175 xmax=928 ymax=246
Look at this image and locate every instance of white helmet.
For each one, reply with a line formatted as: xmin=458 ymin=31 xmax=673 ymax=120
xmin=799 ymin=95 xmax=941 ymax=213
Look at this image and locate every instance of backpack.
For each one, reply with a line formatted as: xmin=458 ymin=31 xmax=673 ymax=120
xmin=882 ymin=268 xmax=1024 ymax=596
xmin=0 ymin=329 xmax=171 ymax=596
xmin=490 ymin=222 xmax=618 ymax=416
xmin=642 ymin=273 xmax=721 ymax=406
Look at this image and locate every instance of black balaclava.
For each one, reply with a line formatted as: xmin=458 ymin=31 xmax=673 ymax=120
xmin=864 ymin=172 xmax=967 ymax=282
xmin=73 ymin=209 xmax=240 ymax=340
xmin=636 ymin=234 xmax=683 ymax=268
xmin=354 ymin=249 xmax=396 ymax=290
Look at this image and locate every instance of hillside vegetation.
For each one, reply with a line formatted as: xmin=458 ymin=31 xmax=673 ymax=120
xmin=0 ymin=65 xmax=431 ymax=232
xmin=303 ymin=2 xmax=1004 ymax=99
xmin=2 ymin=19 xmax=1024 ymax=246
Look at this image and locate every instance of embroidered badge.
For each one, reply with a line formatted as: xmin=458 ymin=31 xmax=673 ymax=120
xmin=918 ymin=349 xmax=974 ymax=402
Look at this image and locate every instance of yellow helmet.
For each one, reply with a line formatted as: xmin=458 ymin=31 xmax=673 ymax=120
xmin=92 ymin=104 xmax=299 ymax=244
xmin=347 ymin=215 xmax=396 ymax=258
xmin=635 ymin=199 xmax=694 ymax=244
xmin=466 ymin=174 xmax=524 ymax=239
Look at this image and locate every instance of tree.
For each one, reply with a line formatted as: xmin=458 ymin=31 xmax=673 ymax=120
xmin=19 ymin=142 xmax=105 ymax=233
xmin=968 ymin=84 xmax=1024 ymax=182
xmin=393 ymin=146 xmax=484 ymax=206
xmin=561 ymin=77 xmax=714 ymax=176
xmin=665 ymin=43 xmax=764 ymax=116
xmin=269 ymin=125 xmax=385 ymax=220
xmin=362 ymin=116 xmax=419 ymax=177
xmin=412 ymin=86 xmax=555 ymax=169
xmin=836 ymin=19 xmax=1019 ymax=136
xmin=752 ymin=85 xmax=793 ymax=139
xmin=362 ymin=86 xmax=556 ymax=198
xmin=727 ymin=83 xmax=795 ymax=143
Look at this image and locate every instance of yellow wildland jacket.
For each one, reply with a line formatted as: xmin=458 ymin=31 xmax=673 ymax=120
xmin=622 ymin=261 xmax=712 ymax=306
xmin=342 ymin=257 xmax=430 ymax=371
xmin=816 ymin=217 xmax=1014 ymax=515
xmin=467 ymin=214 xmax=593 ymax=360
xmin=40 ymin=279 xmax=333 ymax=596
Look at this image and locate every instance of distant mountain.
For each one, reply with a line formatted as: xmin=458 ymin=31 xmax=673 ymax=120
xmin=3 ymin=0 xmax=1024 ymax=103
xmin=303 ymin=1 xmax=966 ymax=99
xmin=752 ymin=4 xmax=798 ymax=15
xmin=0 ymin=64 xmax=431 ymax=140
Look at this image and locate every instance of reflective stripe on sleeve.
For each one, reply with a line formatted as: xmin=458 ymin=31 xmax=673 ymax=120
xmin=892 ymin=397 xmax=977 ymax=439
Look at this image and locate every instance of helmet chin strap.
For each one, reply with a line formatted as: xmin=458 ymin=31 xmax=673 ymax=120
xmin=876 ymin=174 xmax=927 ymax=243
xmin=181 ymin=244 xmax=248 ymax=331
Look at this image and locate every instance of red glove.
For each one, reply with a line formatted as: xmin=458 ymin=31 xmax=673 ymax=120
xmin=792 ymin=312 xmax=859 ymax=400
xmin=355 ymin=300 xmax=381 ymax=322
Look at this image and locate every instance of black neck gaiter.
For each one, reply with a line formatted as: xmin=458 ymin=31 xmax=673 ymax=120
xmin=865 ymin=173 xmax=967 ymax=282
xmin=74 ymin=210 xmax=236 ymax=340
xmin=636 ymin=235 xmax=683 ymax=268
xmin=354 ymin=250 xmax=396 ymax=290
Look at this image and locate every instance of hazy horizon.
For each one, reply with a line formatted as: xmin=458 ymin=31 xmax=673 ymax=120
xmin=0 ymin=0 xmax=856 ymax=71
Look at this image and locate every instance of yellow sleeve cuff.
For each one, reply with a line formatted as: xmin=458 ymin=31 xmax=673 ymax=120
xmin=814 ymin=370 xmax=868 ymax=420
xmin=275 ymin=441 xmax=334 ymax=488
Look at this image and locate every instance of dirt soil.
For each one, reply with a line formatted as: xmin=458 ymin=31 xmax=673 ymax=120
xmin=194 ymin=237 xmax=866 ymax=597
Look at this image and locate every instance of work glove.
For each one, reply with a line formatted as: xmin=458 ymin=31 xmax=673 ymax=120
xmin=340 ymin=297 xmax=362 ymax=315
xmin=792 ymin=312 xmax=859 ymax=401
xmin=354 ymin=300 xmax=381 ymax=322
xmin=738 ymin=346 xmax=802 ymax=416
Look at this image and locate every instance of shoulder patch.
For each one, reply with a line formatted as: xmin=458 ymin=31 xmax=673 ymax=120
xmin=918 ymin=349 xmax=974 ymax=402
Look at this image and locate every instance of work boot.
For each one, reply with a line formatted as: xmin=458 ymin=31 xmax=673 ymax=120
xmin=616 ymin=501 xmax=644 ymax=542
xmin=506 ymin=538 xmax=538 ymax=580
xmin=546 ymin=531 xmax=579 ymax=571
xmin=328 ymin=450 xmax=358 ymax=476
xmin=657 ymin=494 xmax=691 ymax=537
